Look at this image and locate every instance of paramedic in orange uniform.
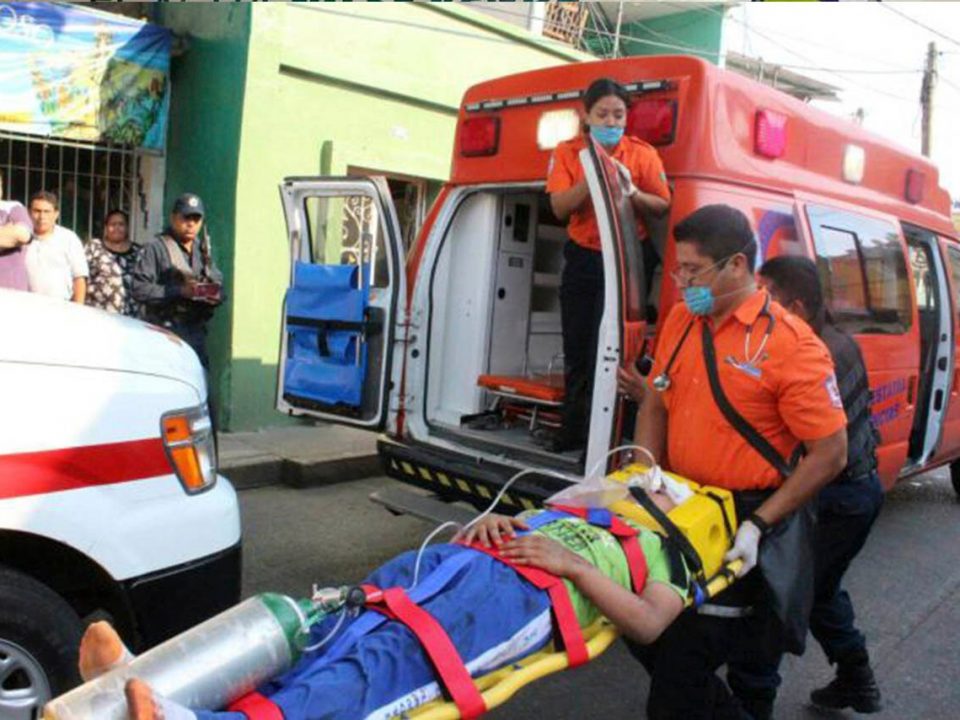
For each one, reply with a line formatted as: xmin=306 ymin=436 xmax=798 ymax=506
xmin=546 ymin=78 xmax=671 ymax=453
xmin=631 ymin=204 xmax=848 ymax=719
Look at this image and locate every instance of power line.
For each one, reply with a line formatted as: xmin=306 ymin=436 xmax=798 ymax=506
xmin=879 ymin=3 xmax=960 ymax=51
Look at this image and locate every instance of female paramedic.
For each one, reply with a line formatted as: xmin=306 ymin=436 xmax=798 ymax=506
xmin=75 ymin=494 xmax=691 ymax=720
xmin=546 ymin=78 xmax=671 ymax=453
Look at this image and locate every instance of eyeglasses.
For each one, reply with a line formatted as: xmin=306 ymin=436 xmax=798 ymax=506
xmin=670 ymin=258 xmax=729 ymax=287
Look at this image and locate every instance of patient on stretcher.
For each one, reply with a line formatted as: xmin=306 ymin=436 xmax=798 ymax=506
xmin=75 ymin=489 xmax=691 ymax=720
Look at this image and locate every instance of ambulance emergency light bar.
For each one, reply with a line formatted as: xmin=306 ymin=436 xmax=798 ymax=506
xmin=461 ymin=79 xmax=675 ymax=155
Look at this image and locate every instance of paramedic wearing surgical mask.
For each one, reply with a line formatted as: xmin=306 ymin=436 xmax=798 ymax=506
xmin=631 ymin=204 xmax=848 ymax=719
xmin=546 ymin=78 xmax=671 ymax=453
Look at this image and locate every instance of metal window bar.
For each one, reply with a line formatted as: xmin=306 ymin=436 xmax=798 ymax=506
xmin=0 ymin=131 xmax=139 ymax=243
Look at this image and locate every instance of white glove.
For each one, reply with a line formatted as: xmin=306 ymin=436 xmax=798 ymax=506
xmin=627 ymin=464 xmax=663 ymax=493
xmin=724 ymin=520 xmax=762 ymax=577
xmin=612 ymin=159 xmax=639 ymax=197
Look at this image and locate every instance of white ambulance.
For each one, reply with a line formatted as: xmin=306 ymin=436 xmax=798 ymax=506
xmin=0 ymin=289 xmax=241 ymax=718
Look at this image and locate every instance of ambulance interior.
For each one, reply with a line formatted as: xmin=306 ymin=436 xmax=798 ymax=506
xmin=422 ymin=187 xmax=658 ymax=469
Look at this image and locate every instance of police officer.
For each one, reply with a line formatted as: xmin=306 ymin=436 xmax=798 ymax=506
xmin=630 ymin=205 xmax=848 ymax=719
xmin=727 ymin=255 xmax=883 ymax=718
xmin=132 ymin=193 xmax=224 ymax=368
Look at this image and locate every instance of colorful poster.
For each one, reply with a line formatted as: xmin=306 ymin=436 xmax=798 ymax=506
xmin=0 ymin=2 xmax=171 ymax=150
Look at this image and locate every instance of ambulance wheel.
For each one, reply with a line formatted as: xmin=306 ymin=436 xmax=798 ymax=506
xmin=0 ymin=568 xmax=84 ymax=719
xmin=951 ymin=460 xmax=960 ymax=498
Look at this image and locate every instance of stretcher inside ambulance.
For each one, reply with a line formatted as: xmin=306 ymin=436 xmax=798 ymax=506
xmin=276 ymin=54 xmax=960 ymax=511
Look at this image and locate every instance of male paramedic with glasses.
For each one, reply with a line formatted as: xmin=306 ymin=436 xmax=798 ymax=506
xmin=631 ymin=204 xmax=848 ymax=720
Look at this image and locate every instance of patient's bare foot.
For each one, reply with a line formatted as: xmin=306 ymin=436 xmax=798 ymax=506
xmin=79 ymin=621 xmax=131 ymax=681
xmin=125 ymin=679 xmax=159 ymax=720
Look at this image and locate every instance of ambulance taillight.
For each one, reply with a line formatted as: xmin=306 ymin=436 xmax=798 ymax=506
xmin=627 ymin=99 xmax=677 ymax=145
xmin=162 ymin=405 xmax=218 ymax=494
xmin=460 ymin=116 xmax=500 ymax=157
xmin=754 ymin=109 xmax=787 ymax=159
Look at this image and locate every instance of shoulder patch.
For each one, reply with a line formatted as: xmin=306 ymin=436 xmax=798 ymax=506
xmin=824 ymin=373 xmax=843 ymax=409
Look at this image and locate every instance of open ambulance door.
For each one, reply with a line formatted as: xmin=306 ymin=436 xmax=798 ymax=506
xmin=276 ymin=177 xmax=407 ymax=430
xmin=579 ymin=140 xmax=648 ymax=475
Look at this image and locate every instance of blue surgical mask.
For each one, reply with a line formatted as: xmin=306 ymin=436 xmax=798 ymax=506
xmin=683 ymin=285 xmax=715 ymax=316
xmin=589 ymin=124 xmax=624 ymax=147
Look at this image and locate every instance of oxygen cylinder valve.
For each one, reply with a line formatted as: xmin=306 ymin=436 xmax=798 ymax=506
xmin=310 ymin=584 xmax=368 ymax=614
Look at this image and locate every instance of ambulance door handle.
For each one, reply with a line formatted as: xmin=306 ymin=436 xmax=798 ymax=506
xmin=907 ymin=375 xmax=917 ymax=405
xmin=498 ymin=288 xmax=506 ymax=300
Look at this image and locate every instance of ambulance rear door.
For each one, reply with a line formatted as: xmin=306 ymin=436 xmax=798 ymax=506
xmin=578 ymin=139 xmax=649 ymax=474
xmin=277 ymin=176 xmax=407 ymax=430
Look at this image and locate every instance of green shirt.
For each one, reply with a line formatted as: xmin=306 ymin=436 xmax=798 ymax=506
xmin=522 ymin=512 xmax=689 ymax=627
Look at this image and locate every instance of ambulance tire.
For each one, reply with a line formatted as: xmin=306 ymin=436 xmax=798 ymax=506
xmin=0 ymin=567 xmax=84 ymax=710
xmin=951 ymin=459 xmax=960 ymax=498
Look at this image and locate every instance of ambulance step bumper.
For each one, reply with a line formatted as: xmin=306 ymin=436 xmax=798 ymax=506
xmin=377 ymin=437 xmax=571 ymax=512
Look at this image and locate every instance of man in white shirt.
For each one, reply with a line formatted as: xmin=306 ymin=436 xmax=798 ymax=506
xmin=25 ymin=190 xmax=88 ymax=303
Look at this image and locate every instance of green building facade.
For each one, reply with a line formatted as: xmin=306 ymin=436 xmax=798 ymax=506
xmin=157 ymin=2 xmax=589 ymax=430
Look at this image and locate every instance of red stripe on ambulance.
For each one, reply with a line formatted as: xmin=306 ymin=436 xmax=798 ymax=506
xmin=0 ymin=438 xmax=172 ymax=500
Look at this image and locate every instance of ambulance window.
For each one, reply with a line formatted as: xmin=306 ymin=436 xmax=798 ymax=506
xmin=807 ymin=206 xmax=911 ymax=334
xmin=303 ymin=195 xmax=389 ymax=288
xmin=945 ymin=245 xmax=960 ymax=321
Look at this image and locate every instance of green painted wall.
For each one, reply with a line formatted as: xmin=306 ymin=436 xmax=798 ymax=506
xmin=586 ymin=7 xmax=725 ymax=65
xmin=156 ymin=4 xmax=251 ymax=429
xmin=227 ymin=3 xmax=590 ymax=430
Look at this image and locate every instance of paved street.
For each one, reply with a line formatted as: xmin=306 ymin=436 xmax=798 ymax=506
xmin=238 ymin=469 xmax=960 ymax=719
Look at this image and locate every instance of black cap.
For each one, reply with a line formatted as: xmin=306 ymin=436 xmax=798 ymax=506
xmin=172 ymin=193 xmax=205 ymax=218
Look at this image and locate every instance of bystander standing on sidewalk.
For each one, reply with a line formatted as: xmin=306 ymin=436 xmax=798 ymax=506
xmin=85 ymin=209 xmax=142 ymax=317
xmin=0 ymin=169 xmax=33 ymax=291
xmin=132 ymin=193 xmax=224 ymax=368
xmin=24 ymin=190 xmax=88 ymax=303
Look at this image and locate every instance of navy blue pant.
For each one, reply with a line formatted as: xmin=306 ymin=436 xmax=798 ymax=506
xmin=559 ymin=241 xmax=604 ymax=445
xmin=727 ymin=471 xmax=884 ymax=704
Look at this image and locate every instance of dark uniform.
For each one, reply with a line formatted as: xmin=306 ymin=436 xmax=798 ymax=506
xmin=727 ymin=322 xmax=883 ymax=718
xmin=132 ymin=223 xmax=223 ymax=368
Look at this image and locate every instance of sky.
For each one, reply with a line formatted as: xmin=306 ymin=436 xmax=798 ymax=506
xmin=717 ymin=1 xmax=960 ymax=203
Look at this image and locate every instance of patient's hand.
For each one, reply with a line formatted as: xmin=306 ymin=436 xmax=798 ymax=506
xmin=458 ymin=513 xmax=529 ymax=548
xmin=499 ymin=535 xmax=586 ymax=578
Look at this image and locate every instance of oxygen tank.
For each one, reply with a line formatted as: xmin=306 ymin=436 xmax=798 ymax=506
xmin=43 ymin=593 xmax=313 ymax=720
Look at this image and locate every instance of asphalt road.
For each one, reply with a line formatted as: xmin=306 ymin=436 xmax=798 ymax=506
xmin=238 ymin=469 xmax=960 ymax=719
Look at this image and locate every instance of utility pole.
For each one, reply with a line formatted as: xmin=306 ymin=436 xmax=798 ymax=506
xmin=921 ymin=41 xmax=937 ymax=158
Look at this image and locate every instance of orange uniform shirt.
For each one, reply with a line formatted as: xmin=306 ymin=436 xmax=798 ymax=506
xmin=648 ymin=290 xmax=847 ymax=491
xmin=546 ymin=135 xmax=670 ymax=252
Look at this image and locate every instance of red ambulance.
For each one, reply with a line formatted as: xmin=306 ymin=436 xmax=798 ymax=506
xmin=276 ymin=55 xmax=960 ymax=510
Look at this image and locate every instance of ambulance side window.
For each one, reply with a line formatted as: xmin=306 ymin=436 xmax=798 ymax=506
xmin=807 ymin=205 xmax=911 ymax=335
xmin=945 ymin=245 xmax=960 ymax=321
xmin=303 ymin=195 xmax=389 ymax=288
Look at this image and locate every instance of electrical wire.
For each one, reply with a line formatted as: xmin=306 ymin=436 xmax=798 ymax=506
xmin=879 ymin=2 xmax=960 ymax=51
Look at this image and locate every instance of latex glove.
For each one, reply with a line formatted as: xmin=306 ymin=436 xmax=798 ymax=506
xmin=724 ymin=520 xmax=762 ymax=577
xmin=612 ymin=159 xmax=639 ymax=197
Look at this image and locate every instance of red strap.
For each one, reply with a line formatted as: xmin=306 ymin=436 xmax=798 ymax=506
xmin=550 ymin=505 xmax=648 ymax=594
xmin=364 ymin=585 xmax=486 ymax=719
xmin=464 ymin=542 xmax=589 ymax=668
xmin=227 ymin=692 xmax=284 ymax=720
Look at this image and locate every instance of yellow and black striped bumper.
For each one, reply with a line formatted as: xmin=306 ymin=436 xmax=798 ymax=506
xmin=378 ymin=437 xmax=569 ymax=512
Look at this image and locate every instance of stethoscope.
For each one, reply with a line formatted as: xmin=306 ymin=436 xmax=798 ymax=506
xmin=652 ymin=294 xmax=776 ymax=392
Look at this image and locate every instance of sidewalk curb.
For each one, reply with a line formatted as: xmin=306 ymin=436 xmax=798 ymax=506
xmin=222 ymin=453 xmax=382 ymax=490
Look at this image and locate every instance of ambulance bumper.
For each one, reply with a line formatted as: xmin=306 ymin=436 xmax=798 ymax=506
xmin=123 ymin=540 xmax=242 ymax=649
xmin=378 ymin=436 xmax=570 ymax=511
